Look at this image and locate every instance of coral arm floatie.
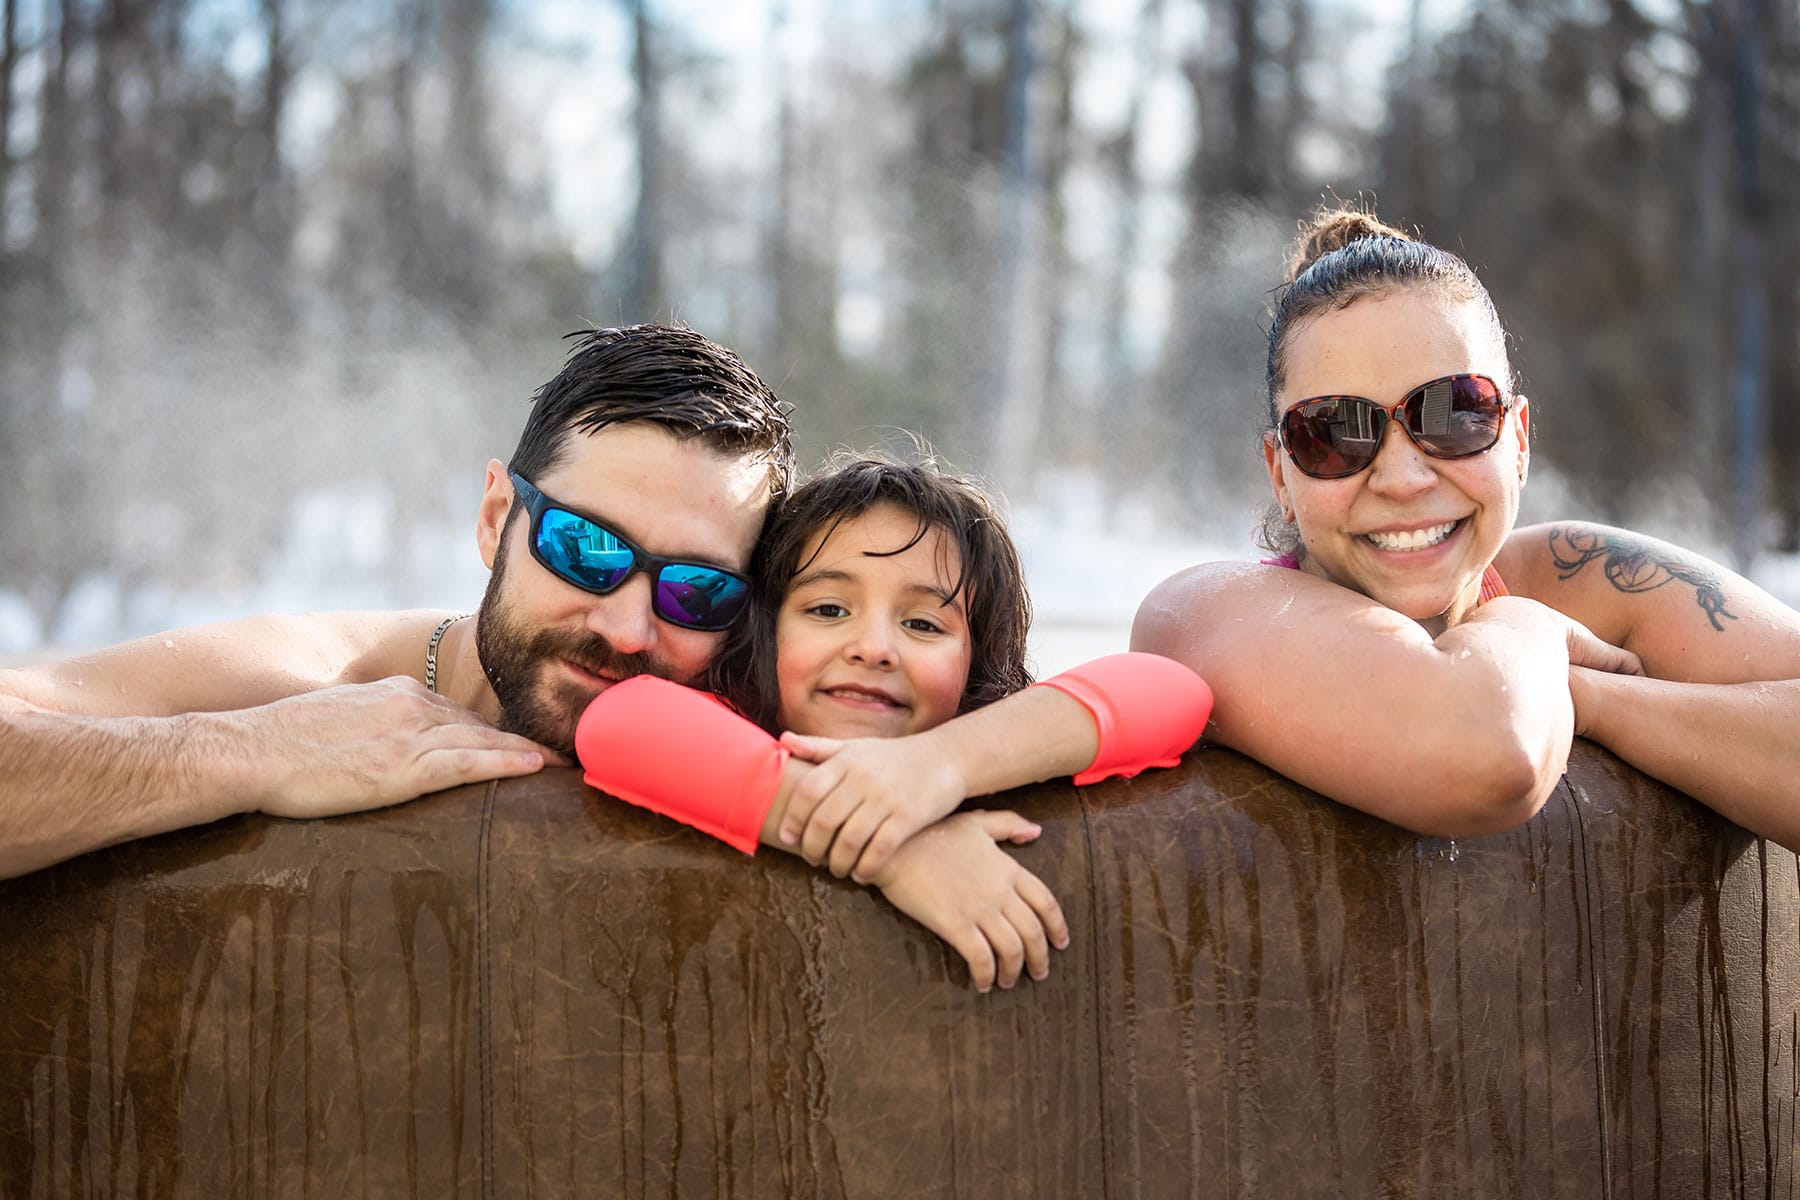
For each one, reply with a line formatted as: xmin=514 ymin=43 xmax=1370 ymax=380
xmin=1035 ymin=652 xmax=1214 ymax=786
xmin=576 ymin=677 xmax=786 ymax=854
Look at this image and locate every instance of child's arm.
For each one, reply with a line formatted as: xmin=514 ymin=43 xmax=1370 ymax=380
xmin=867 ymin=809 xmax=1070 ymax=992
xmin=780 ymin=652 xmax=1213 ymax=880
xmin=573 ymin=679 xmax=1070 ymax=989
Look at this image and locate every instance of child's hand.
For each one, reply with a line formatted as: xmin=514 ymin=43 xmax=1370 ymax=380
xmin=778 ymin=732 xmax=970 ymax=882
xmin=869 ymin=809 xmax=1070 ymax=992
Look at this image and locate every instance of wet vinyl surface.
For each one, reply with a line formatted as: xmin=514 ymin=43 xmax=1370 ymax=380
xmin=2 ymin=743 xmax=1795 ymax=1197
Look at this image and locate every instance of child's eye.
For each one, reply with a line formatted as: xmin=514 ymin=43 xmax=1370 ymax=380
xmin=903 ymin=616 xmax=945 ymax=635
xmin=806 ymin=602 xmax=847 ymax=619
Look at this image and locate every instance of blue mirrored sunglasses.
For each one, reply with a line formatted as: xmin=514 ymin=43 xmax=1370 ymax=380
xmin=508 ymin=472 xmax=752 ymax=631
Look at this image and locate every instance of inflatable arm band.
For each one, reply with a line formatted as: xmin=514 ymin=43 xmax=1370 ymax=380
xmin=576 ymin=676 xmax=787 ymax=854
xmin=1036 ymin=653 xmax=1214 ymax=786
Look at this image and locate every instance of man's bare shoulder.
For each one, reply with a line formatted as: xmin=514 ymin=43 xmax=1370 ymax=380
xmin=1 ymin=609 xmax=460 ymax=718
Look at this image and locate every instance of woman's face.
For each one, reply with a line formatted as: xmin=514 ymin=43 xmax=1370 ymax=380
xmin=1263 ymin=289 xmax=1530 ymax=631
xmin=774 ymin=502 xmax=975 ymax=738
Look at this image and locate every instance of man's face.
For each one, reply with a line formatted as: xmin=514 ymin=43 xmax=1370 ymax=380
xmin=474 ymin=423 xmax=770 ymax=753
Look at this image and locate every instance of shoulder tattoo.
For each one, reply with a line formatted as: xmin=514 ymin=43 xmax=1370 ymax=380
xmin=1547 ymin=526 xmax=1737 ymax=632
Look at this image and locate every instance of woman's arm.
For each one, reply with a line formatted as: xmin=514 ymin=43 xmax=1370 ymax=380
xmin=1571 ymin=671 xmax=1800 ymax=850
xmin=1507 ymin=522 xmax=1800 ymax=849
xmin=1129 ymin=561 xmax=1628 ymax=838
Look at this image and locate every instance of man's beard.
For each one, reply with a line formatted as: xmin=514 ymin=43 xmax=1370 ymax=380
xmin=474 ymin=536 xmax=678 ymax=755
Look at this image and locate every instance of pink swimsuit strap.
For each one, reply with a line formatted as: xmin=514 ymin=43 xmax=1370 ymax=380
xmin=1260 ymin=555 xmax=1509 ymax=607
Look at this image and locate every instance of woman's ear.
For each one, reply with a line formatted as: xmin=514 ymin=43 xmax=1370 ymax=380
xmin=1512 ymin=396 xmax=1531 ymax=487
xmin=1262 ymin=431 xmax=1293 ymax=517
xmin=477 ymin=459 xmax=515 ymax=570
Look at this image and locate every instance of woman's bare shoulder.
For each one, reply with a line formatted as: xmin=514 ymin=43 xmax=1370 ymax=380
xmin=1135 ymin=561 xmax=1295 ymax=640
xmin=1132 ymin=559 xmax=1417 ymax=659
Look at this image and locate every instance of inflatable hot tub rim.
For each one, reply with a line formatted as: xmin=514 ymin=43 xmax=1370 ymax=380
xmin=1 ymin=740 xmax=1795 ymax=1198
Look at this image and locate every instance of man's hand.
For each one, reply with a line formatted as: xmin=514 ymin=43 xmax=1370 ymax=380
xmin=869 ymin=810 xmax=1070 ymax=992
xmin=230 ymin=677 xmax=559 ymax=819
xmin=778 ymin=731 xmax=971 ymax=883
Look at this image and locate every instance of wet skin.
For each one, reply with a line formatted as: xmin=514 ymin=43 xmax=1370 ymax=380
xmin=1263 ymin=291 xmax=1530 ymax=636
xmin=775 ymin=503 xmax=974 ymax=740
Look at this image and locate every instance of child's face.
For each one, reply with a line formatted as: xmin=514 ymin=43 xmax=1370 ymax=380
xmin=775 ymin=502 xmax=975 ymax=739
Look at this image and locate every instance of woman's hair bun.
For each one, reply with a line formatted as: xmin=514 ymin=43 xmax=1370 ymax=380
xmin=1286 ymin=206 xmax=1412 ymax=284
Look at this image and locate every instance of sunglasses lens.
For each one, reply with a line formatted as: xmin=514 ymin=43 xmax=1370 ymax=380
xmin=1405 ymin=375 xmax=1506 ymax=456
xmin=537 ymin=508 xmax=635 ymax=591
xmin=1283 ymin=376 xmax=1507 ymax=478
xmin=1283 ymin=397 xmax=1383 ymax=478
xmin=655 ymin=566 xmax=751 ymax=630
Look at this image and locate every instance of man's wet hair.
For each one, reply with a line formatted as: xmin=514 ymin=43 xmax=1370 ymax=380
xmin=508 ymin=324 xmax=795 ymax=500
xmin=707 ymin=450 xmax=1034 ymax=730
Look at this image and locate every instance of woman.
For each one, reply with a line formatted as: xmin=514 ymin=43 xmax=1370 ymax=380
xmin=1133 ymin=206 xmax=1800 ymax=851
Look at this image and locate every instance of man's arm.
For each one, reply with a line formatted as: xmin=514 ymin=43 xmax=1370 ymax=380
xmin=0 ymin=613 xmax=550 ymax=879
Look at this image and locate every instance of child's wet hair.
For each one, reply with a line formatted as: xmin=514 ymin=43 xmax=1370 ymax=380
xmin=705 ymin=450 xmax=1033 ymax=731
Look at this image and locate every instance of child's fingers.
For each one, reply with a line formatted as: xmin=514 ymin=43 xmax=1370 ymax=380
xmin=779 ymin=760 xmax=846 ymax=846
xmin=1007 ymin=893 xmax=1052 ymax=982
xmin=948 ymin=923 xmax=998 ymax=993
xmin=969 ymin=809 xmax=1043 ymax=846
xmin=1016 ymin=870 xmax=1070 ymax=952
xmin=800 ymin=787 xmax=864 ymax=866
xmin=977 ymin=911 xmax=1027 ymax=990
xmin=779 ymin=731 xmax=845 ymax=762
xmin=848 ymin=815 xmax=908 ymax=885
xmin=826 ymin=805 xmax=883 ymax=878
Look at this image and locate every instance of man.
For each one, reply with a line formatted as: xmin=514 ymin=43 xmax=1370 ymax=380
xmin=0 ymin=324 xmax=794 ymax=879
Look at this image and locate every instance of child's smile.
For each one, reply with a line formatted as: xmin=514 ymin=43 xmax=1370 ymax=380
xmin=775 ymin=502 xmax=974 ymax=739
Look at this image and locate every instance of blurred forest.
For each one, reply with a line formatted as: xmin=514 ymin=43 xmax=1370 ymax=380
xmin=0 ymin=0 xmax=1795 ymax=647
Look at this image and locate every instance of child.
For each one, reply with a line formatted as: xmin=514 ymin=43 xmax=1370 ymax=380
xmin=578 ymin=454 xmax=1212 ymax=990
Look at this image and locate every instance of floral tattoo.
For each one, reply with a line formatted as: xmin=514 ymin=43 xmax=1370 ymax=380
xmin=1548 ymin=527 xmax=1737 ymax=632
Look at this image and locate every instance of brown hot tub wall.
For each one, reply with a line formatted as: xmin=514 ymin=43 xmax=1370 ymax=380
xmin=2 ymin=742 xmax=1795 ymax=1197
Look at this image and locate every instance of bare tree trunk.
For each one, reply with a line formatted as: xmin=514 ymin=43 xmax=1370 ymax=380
xmin=629 ymin=0 xmax=665 ymax=321
xmin=1725 ymin=0 xmax=1767 ymax=570
xmin=1099 ymin=0 xmax=1162 ymax=512
xmin=1225 ymin=0 xmax=1263 ymax=197
xmin=93 ymin=0 xmax=132 ymax=252
xmin=989 ymin=0 xmax=1045 ymax=491
xmin=764 ymin=0 xmax=796 ymax=366
xmin=1 ymin=0 xmax=15 ymax=209
xmin=1386 ymin=0 xmax=1426 ymax=216
xmin=445 ymin=0 xmax=493 ymax=220
xmin=1683 ymin=0 xmax=1731 ymax=506
xmin=252 ymin=0 xmax=294 ymax=279
xmin=1766 ymin=0 xmax=1800 ymax=550
xmin=1769 ymin=248 xmax=1799 ymax=551
xmin=1034 ymin=9 xmax=1075 ymax=472
xmin=1274 ymin=0 xmax=1310 ymax=203
xmin=388 ymin=0 xmax=428 ymax=312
